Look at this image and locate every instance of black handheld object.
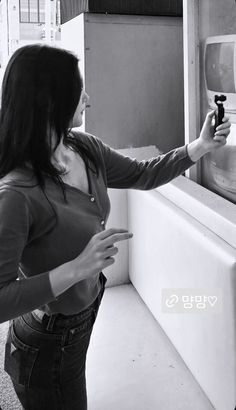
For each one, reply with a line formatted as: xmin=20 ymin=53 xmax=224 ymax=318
xmin=214 ymin=94 xmax=226 ymax=131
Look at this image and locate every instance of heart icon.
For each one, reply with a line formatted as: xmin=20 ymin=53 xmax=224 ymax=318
xmin=208 ymin=296 xmax=217 ymax=306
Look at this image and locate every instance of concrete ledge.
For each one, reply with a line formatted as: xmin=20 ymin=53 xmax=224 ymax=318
xmin=156 ymin=175 xmax=236 ymax=248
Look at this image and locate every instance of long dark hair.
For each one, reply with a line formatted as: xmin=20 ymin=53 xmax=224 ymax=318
xmin=0 ymin=44 xmax=99 ymax=218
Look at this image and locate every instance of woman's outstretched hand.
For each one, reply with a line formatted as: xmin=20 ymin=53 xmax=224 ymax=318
xmin=187 ymin=110 xmax=231 ymax=162
xmin=199 ymin=110 xmax=231 ymax=151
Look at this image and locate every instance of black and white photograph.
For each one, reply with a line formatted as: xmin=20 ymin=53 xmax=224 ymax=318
xmin=0 ymin=1 xmax=235 ymax=409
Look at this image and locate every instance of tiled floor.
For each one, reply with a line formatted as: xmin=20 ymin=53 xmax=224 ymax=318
xmin=86 ymin=284 xmax=215 ymax=410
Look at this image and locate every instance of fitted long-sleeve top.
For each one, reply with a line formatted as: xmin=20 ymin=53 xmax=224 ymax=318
xmin=0 ymin=131 xmax=195 ymax=323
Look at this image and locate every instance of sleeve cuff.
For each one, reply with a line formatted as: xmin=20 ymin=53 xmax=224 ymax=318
xmin=43 ymin=271 xmax=58 ymax=301
xmin=28 ymin=270 xmax=58 ymax=303
xmin=184 ymin=144 xmax=197 ymax=165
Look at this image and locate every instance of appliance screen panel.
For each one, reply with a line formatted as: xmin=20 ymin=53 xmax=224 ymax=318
xmin=205 ymin=42 xmax=235 ymax=93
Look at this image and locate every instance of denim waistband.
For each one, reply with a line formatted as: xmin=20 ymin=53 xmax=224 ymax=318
xmin=31 ymin=272 xmax=107 ymax=331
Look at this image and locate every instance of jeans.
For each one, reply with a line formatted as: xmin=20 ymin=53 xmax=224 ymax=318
xmin=4 ymin=273 xmax=107 ymax=410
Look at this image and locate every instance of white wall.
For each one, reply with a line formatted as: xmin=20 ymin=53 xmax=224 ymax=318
xmin=105 ymin=145 xmax=160 ymax=287
xmin=61 ymin=14 xmax=85 ymax=132
xmin=84 ymin=13 xmax=184 ymax=153
xmin=128 ymin=181 xmax=236 ymax=410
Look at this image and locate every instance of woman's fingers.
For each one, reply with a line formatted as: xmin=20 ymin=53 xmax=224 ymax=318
xmin=215 ymin=123 xmax=231 ymax=132
xmin=76 ymin=228 xmax=133 ymax=278
xmin=213 ymin=135 xmax=227 ymax=144
xmin=206 ymin=110 xmax=215 ymax=121
xmin=215 ymin=125 xmax=230 ymax=132
xmin=103 ymin=246 xmax=118 ymax=258
xmin=222 ymin=116 xmax=230 ymax=122
xmin=102 ymin=257 xmax=115 ymax=268
xmin=100 ymin=232 xmax=133 ymax=249
xmin=214 ymin=131 xmax=230 ymax=138
xmin=213 ymin=136 xmax=226 ymax=142
xmin=214 ymin=128 xmax=230 ymax=137
xmin=94 ymin=228 xmax=129 ymax=240
xmin=84 ymin=227 xmax=133 ymax=272
xmin=215 ymin=116 xmax=231 ymax=136
xmin=214 ymin=117 xmax=231 ymax=142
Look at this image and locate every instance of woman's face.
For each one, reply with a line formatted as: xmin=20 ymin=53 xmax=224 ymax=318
xmin=71 ymin=87 xmax=89 ymax=128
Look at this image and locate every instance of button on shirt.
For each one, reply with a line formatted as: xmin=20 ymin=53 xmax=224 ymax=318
xmin=0 ymin=131 xmax=195 ymax=323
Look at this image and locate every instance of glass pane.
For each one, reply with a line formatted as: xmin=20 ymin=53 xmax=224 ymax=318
xmin=20 ymin=11 xmax=29 ymax=22
xmin=39 ymin=12 xmax=45 ymax=22
xmin=39 ymin=0 xmax=45 ymax=22
xmin=29 ymin=10 xmax=38 ymax=22
xmin=39 ymin=0 xmax=45 ymax=12
xmin=20 ymin=0 xmax=29 ymax=9
xmin=29 ymin=0 xmax=38 ymax=22
xmin=20 ymin=0 xmax=29 ymax=22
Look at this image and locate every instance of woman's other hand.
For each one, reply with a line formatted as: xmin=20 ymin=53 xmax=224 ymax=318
xmin=49 ymin=228 xmax=133 ymax=298
xmin=72 ymin=228 xmax=133 ymax=281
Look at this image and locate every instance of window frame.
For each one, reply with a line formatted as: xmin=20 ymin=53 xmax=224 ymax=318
xmin=19 ymin=0 xmax=45 ymax=24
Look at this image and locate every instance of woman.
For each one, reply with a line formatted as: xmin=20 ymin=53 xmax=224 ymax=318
xmin=0 ymin=44 xmax=230 ymax=410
